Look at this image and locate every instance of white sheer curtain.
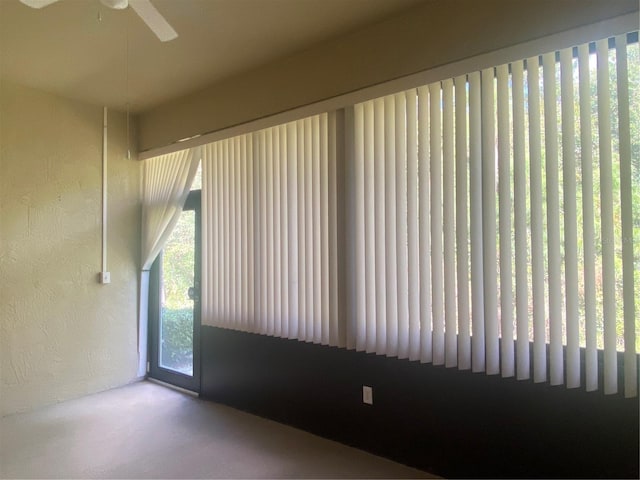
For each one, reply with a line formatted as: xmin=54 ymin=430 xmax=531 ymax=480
xmin=137 ymin=148 xmax=200 ymax=377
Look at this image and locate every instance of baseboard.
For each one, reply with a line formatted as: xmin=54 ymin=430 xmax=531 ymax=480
xmin=147 ymin=377 xmax=199 ymax=397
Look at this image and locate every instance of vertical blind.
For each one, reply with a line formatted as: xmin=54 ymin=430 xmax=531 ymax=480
xmin=201 ymin=114 xmax=344 ymax=346
xmin=199 ymin=33 xmax=638 ymax=398
xmin=350 ymin=34 xmax=638 ymax=397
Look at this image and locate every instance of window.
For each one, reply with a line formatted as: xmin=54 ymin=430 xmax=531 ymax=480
xmin=201 ymin=115 xmax=343 ymax=346
xmin=350 ymin=33 xmax=639 ymax=397
xmin=200 ymin=31 xmax=639 ymax=398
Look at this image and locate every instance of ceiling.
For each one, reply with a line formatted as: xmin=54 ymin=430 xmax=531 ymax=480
xmin=0 ymin=0 xmax=424 ymax=113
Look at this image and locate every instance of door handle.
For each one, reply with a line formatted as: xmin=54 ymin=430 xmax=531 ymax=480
xmin=187 ymin=287 xmax=197 ymax=301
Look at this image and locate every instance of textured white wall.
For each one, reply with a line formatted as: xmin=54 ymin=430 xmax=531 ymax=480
xmin=0 ymin=81 xmax=141 ymax=416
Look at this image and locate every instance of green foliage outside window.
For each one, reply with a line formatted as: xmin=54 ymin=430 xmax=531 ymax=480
xmin=160 ymin=307 xmax=193 ymax=372
xmin=160 ymin=210 xmax=195 ymax=374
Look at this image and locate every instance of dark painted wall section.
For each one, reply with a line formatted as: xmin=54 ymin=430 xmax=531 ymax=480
xmin=201 ymin=326 xmax=639 ymax=479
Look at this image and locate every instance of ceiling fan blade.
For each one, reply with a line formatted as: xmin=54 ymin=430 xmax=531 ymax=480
xmin=128 ymin=0 xmax=177 ymax=42
xmin=19 ymin=0 xmax=61 ymax=8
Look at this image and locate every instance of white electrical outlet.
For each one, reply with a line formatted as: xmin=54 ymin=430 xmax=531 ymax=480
xmin=100 ymin=271 xmax=111 ymax=284
xmin=363 ymin=385 xmax=373 ymax=405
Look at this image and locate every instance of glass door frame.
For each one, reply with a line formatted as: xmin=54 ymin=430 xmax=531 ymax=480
xmin=148 ymin=190 xmax=201 ymax=393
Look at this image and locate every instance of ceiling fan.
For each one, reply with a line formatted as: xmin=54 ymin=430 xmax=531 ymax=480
xmin=19 ymin=0 xmax=178 ymax=42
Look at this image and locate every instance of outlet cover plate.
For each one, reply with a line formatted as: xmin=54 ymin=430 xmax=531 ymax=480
xmin=363 ymin=385 xmax=373 ymax=405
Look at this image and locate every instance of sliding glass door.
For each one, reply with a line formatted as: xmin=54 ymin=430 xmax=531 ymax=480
xmin=149 ymin=191 xmax=201 ymax=392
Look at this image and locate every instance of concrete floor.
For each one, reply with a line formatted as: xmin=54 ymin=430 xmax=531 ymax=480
xmin=0 ymin=380 xmax=435 ymax=479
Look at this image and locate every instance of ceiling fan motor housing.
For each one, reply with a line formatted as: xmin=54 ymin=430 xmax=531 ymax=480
xmin=100 ymin=0 xmax=128 ymax=10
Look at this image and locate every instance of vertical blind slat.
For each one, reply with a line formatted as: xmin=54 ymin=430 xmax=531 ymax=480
xmin=216 ymin=142 xmax=222 ymax=324
xmin=407 ymin=89 xmax=421 ymax=362
xmin=320 ymin=117 xmax=330 ymax=345
xmin=220 ymin=143 xmax=226 ymax=326
xmin=560 ymin=47 xmax=580 ymax=389
xmin=596 ymin=38 xmax=617 ymax=395
xmin=512 ymin=61 xmax=530 ymax=381
xmin=364 ymin=102 xmax=377 ymax=354
xmin=418 ymin=86 xmax=432 ymax=364
xmin=223 ymin=140 xmax=230 ymax=325
xmin=230 ymin=139 xmax=237 ymax=326
xmin=236 ymin=138 xmax=243 ymax=328
xmin=481 ymin=67 xmax=499 ymax=375
xmin=454 ymin=75 xmax=471 ymax=371
xmin=281 ymin=126 xmax=290 ymax=338
xmin=216 ymin=143 xmax=222 ymax=326
xmin=206 ymin=145 xmax=215 ymax=325
xmin=235 ymin=138 xmax=242 ymax=328
xmin=231 ymin=139 xmax=238 ymax=325
xmin=248 ymin=136 xmax=255 ymax=330
xmin=578 ymin=44 xmax=598 ymax=392
xmin=543 ymin=52 xmax=564 ymax=387
xmin=442 ymin=79 xmax=457 ymax=368
xmin=241 ymin=137 xmax=248 ymax=329
xmin=313 ymin=117 xmax=322 ymax=344
xmin=214 ymin=144 xmax=220 ymax=325
xmin=260 ymin=133 xmax=268 ymax=334
xmin=616 ymin=34 xmax=637 ymax=399
xmin=287 ymin=124 xmax=299 ymax=339
xmin=229 ymin=139 xmax=235 ymax=326
xmin=385 ymin=96 xmax=399 ymax=357
xmin=497 ymin=63 xmax=514 ymax=378
xmin=267 ymin=130 xmax=275 ymax=336
xmin=527 ymin=55 xmax=547 ymax=384
xmin=328 ymin=112 xmax=340 ymax=347
xmin=354 ymin=104 xmax=366 ymax=351
xmin=272 ymin=130 xmax=281 ymax=336
xmin=469 ymin=71 xmax=485 ymax=373
xmin=304 ymin=119 xmax=314 ymax=342
xmin=247 ymin=132 xmax=259 ymax=332
xmin=374 ymin=99 xmax=388 ymax=356
xmin=430 ymin=83 xmax=445 ymax=366
xmin=396 ymin=93 xmax=410 ymax=360
xmin=297 ymin=121 xmax=307 ymax=341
